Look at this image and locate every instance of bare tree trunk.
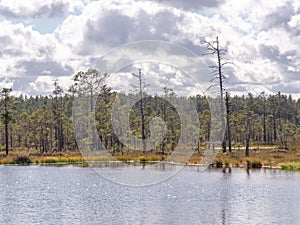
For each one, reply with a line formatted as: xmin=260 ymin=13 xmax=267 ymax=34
xmin=245 ymin=136 xmax=250 ymax=157
xmin=205 ymin=36 xmax=228 ymax=153
xmin=273 ymin=113 xmax=277 ymax=142
xmin=10 ymin=126 xmax=13 ymax=149
xmin=139 ymin=70 xmax=146 ymax=154
xmin=245 ymin=119 xmax=250 ymax=157
xmin=134 ymin=69 xmax=146 ymax=153
xmin=54 ymin=80 xmax=64 ymax=151
xmin=245 ymin=111 xmax=251 ymax=157
xmin=263 ymin=98 xmax=267 ymax=143
xmin=5 ymin=122 xmax=9 ymax=156
xmin=225 ymin=92 xmax=232 ymax=153
xmin=216 ymin=37 xmax=226 ymax=153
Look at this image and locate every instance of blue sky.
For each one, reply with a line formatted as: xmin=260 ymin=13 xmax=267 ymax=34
xmin=0 ymin=0 xmax=299 ymax=97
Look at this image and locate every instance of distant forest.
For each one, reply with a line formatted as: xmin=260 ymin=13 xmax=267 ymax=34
xmin=1 ymin=82 xmax=300 ymax=156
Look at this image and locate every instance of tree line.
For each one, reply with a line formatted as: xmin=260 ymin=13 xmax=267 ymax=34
xmin=1 ymin=77 xmax=300 ymax=157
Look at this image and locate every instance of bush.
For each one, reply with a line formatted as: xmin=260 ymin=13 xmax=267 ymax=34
xmin=251 ymin=161 xmax=262 ymax=168
xmin=245 ymin=158 xmax=262 ymax=168
xmin=14 ymin=155 xmax=31 ymax=165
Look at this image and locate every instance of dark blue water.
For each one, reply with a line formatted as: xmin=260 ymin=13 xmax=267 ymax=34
xmin=0 ymin=165 xmax=299 ymax=225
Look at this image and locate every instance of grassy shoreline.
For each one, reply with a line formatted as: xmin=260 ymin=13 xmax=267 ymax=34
xmin=1 ymin=147 xmax=300 ymax=170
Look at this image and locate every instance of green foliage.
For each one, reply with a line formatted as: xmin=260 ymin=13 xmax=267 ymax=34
xmin=279 ymin=162 xmax=300 ymax=170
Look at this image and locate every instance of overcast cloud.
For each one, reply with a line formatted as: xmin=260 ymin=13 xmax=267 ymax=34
xmin=0 ymin=0 xmax=299 ymax=97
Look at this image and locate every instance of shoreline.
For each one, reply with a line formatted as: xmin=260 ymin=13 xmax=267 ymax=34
xmin=0 ymin=161 xmax=291 ymax=172
xmin=1 ymin=146 xmax=300 ymax=170
xmin=0 ymin=155 xmax=298 ymax=171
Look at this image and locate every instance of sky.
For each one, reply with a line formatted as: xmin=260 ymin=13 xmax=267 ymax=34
xmin=0 ymin=0 xmax=299 ymax=98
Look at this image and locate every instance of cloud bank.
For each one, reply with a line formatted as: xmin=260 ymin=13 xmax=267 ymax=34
xmin=0 ymin=0 xmax=299 ymax=97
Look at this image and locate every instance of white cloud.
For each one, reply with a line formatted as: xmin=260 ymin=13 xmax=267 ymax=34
xmin=145 ymin=0 xmax=224 ymax=11
xmin=0 ymin=0 xmax=70 ymax=18
xmin=27 ymin=75 xmax=72 ymax=95
xmin=0 ymin=78 xmax=14 ymax=89
xmin=0 ymin=0 xmax=299 ymax=98
xmin=288 ymin=14 xmax=300 ymax=28
xmin=0 ymin=21 xmax=61 ymax=75
xmin=29 ymin=76 xmax=53 ymax=93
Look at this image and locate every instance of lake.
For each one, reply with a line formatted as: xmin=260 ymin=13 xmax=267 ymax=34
xmin=0 ymin=165 xmax=299 ymax=225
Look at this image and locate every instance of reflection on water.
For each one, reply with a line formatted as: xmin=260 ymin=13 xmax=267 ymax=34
xmin=0 ymin=165 xmax=299 ymax=224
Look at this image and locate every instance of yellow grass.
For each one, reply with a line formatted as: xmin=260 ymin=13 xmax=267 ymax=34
xmin=0 ymin=145 xmax=300 ymax=170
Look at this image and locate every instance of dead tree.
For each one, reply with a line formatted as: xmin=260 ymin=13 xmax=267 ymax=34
xmin=225 ymin=92 xmax=232 ymax=152
xmin=245 ymin=110 xmax=251 ymax=157
xmin=205 ymin=36 xmax=232 ymax=153
xmin=260 ymin=92 xmax=267 ymax=144
xmin=53 ymin=80 xmax=64 ymax=151
xmin=133 ymin=69 xmax=146 ymax=153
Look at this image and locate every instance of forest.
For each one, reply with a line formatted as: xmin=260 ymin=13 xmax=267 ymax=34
xmin=1 ymin=79 xmax=300 ymax=158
